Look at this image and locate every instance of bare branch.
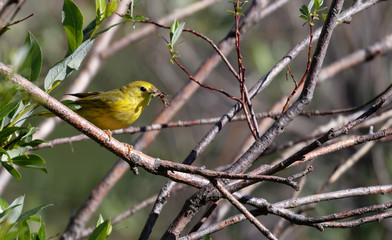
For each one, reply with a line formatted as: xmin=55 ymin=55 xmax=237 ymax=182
xmin=212 ymin=179 xmax=277 ymax=240
xmin=182 ymin=186 xmax=392 ymax=239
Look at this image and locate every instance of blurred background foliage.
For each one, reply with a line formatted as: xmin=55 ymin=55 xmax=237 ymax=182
xmin=1 ymin=0 xmax=392 ymax=239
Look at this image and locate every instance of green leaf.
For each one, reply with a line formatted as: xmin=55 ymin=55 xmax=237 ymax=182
xmin=89 ymin=219 xmax=112 ymax=240
xmin=169 ymin=19 xmax=178 ymax=42
xmin=122 ymin=13 xmax=132 ymax=19
xmin=19 ymin=126 xmax=35 ymax=142
xmin=96 ymin=214 xmax=104 ymax=226
xmin=7 ymin=100 xmax=24 ymax=126
xmin=170 ymin=19 xmax=185 ymax=47
xmin=1 ymin=162 xmax=22 ymax=180
xmin=21 ymin=32 xmax=42 ymax=82
xmin=0 ymin=204 xmax=21 ymax=222
xmin=307 ymin=0 xmax=315 ymax=11
xmin=299 ymin=5 xmax=309 ymax=16
xmin=0 ymin=99 xmax=23 ymax=128
xmin=62 ymin=0 xmax=84 ymax=54
xmin=17 ymin=220 xmax=30 ymax=240
xmin=131 ymin=15 xmax=148 ymax=22
xmin=3 ymin=230 xmax=19 ymax=240
xmin=299 ymin=15 xmax=308 ymax=21
xmin=11 ymin=46 xmax=30 ymax=73
xmin=44 ymin=38 xmax=95 ymax=91
xmin=36 ymin=219 xmax=45 ymax=240
xmin=96 ymin=0 xmax=106 ymax=24
xmin=317 ymin=6 xmax=328 ymax=13
xmin=7 ymin=101 xmax=33 ymax=128
xmin=0 ymin=100 xmax=19 ymax=120
xmin=12 ymin=154 xmax=47 ymax=173
xmin=0 ymin=198 xmax=9 ymax=211
xmin=5 ymin=195 xmax=24 ymax=224
xmin=19 ymin=139 xmax=45 ymax=148
xmin=104 ymin=0 xmax=117 ymax=19
xmin=0 ymin=147 xmax=12 ymax=162
xmin=16 ymin=204 xmax=52 ymax=224
xmin=91 ymin=0 xmax=119 ymax=39
xmin=10 ymin=32 xmax=42 ymax=83
xmin=2 ymin=149 xmax=24 ymax=162
xmin=0 ymin=129 xmax=33 ymax=153
xmin=83 ymin=19 xmax=97 ymax=40
xmin=0 ymin=127 xmax=19 ymax=143
xmin=12 ymin=154 xmax=46 ymax=165
xmin=314 ymin=0 xmax=321 ymax=9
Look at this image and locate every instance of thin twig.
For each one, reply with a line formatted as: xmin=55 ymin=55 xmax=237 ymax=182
xmin=282 ymin=16 xmax=314 ymax=113
xmin=139 ymin=19 xmax=239 ymax=79
xmin=234 ymin=0 xmax=261 ymax=139
xmin=262 ymin=84 xmax=392 ymax=176
xmin=0 ymin=12 xmax=33 ymax=32
xmin=316 ymin=119 xmax=392 ymax=193
xmin=0 ymin=0 xmax=29 ymax=36
xmin=274 ymin=185 xmax=392 ymax=209
xmin=171 ymin=56 xmax=241 ymax=102
xmin=212 ymin=179 xmax=277 ymax=240
xmin=181 ymin=186 xmax=392 ymax=239
xmin=318 ymin=212 xmax=392 ymax=229
xmin=78 ymin=195 xmax=158 ymax=239
xmin=103 ymin=0 xmax=223 ymax=57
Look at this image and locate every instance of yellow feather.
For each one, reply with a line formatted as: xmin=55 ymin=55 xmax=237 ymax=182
xmin=44 ymin=81 xmax=168 ymax=130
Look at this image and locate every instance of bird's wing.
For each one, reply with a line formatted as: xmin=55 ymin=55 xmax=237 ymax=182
xmin=71 ymin=90 xmax=122 ymax=109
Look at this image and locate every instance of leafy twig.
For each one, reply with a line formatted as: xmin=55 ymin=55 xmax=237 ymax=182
xmin=0 ymin=13 xmax=33 ymax=35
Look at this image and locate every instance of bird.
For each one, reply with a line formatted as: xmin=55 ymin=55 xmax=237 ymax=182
xmin=41 ymin=81 xmax=168 ymax=130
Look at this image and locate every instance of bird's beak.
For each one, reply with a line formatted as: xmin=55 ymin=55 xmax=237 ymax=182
xmin=151 ymin=88 xmax=162 ymax=98
xmin=151 ymin=88 xmax=170 ymax=107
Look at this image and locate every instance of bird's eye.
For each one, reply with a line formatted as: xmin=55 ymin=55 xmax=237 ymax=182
xmin=140 ymin=86 xmax=147 ymax=92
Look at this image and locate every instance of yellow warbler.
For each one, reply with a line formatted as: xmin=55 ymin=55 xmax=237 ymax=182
xmin=44 ymin=81 xmax=168 ymax=130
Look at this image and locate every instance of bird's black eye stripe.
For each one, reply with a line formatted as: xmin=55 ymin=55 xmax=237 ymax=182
xmin=140 ymin=86 xmax=147 ymax=92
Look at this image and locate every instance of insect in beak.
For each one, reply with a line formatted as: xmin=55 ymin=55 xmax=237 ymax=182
xmin=152 ymin=89 xmax=170 ymax=107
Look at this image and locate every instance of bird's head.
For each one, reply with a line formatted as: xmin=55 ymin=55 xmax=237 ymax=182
xmin=124 ymin=81 xmax=169 ymax=107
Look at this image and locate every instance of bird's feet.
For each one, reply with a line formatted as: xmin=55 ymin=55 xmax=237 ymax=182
xmin=103 ymin=129 xmax=112 ymax=137
xmin=103 ymin=129 xmax=113 ymax=143
xmin=126 ymin=144 xmax=139 ymax=174
xmin=126 ymin=143 xmax=133 ymax=155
